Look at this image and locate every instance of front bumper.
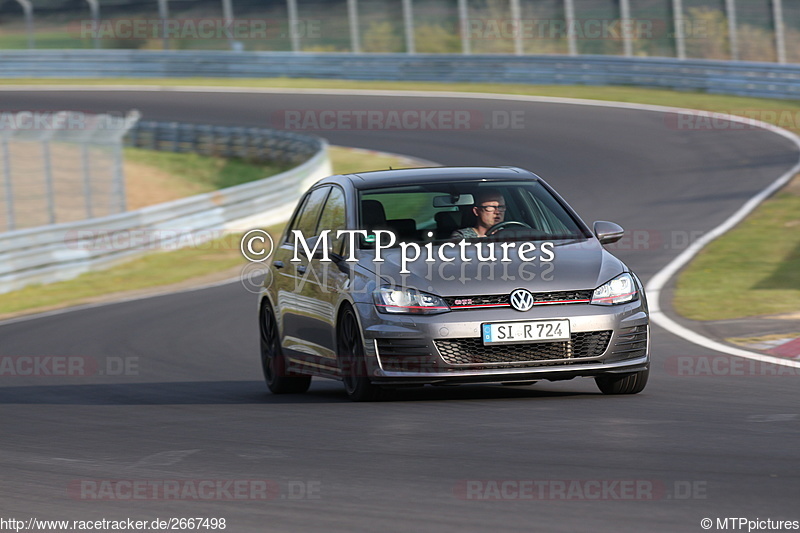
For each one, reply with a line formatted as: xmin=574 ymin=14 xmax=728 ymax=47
xmin=354 ymin=299 xmax=649 ymax=385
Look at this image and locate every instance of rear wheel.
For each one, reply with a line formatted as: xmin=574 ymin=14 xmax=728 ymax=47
xmin=260 ymin=302 xmax=311 ymax=394
xmin=595 ymin=368 xmax=649 ymax=395
xmin=338 ymin=307 xmax=381 ymax=402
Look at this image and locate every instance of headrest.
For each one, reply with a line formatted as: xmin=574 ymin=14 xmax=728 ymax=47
xmin=435 ymin=211 xmax=460 ymax=229
xmin=361 ymin=199 xmax=387 ymax=228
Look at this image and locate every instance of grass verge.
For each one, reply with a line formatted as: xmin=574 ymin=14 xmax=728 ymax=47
xmin=0 ymin=230 xmax=262 ymax=319
xmin=123 ymin=148 xmax=294 ymax=209
xmin=125 ymin=147 xmax=295 ymax=191
xmin=674 ymin=174 xmax=800 ymax=321
xmin=0 ymin=145 xmax=423 ymax=319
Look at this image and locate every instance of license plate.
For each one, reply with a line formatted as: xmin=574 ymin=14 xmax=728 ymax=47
xmin=482 ymin=320 xmax=570 ymax=345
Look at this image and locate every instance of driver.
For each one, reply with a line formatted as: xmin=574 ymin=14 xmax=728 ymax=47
xmin=451 ymin=189 xmax=506 ymax=239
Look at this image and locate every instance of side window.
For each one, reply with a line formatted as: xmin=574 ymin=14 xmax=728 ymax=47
xmin=285 ymin=186 xmax=330 ymax=244
xmin=316 ymin=187 xmax=347 ymax=256
xmin=284 ymin=194 xmax=310 ymax=243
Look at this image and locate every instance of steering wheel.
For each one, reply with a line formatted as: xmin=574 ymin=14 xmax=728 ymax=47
xmin=487 ymin=221 xmax=531 ymax=235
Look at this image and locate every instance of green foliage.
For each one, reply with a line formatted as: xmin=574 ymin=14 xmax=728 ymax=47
xmin=675 ymin=182 xmax=800 ymax=320
xmin=737 ymin=24 xmax=776 ymax=63
xmin=685 ymin=7 xmax=730 ymax=60
xmin=362 ymin=21 xmax=403 ymax=53
xmin=415 ymin=24 xmax=460 ymax=54
xmin=124 ymin=148 xmax=293 ymax=192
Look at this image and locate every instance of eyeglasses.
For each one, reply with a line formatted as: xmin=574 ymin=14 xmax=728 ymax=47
xmin=478 ymin=205 xmax=507 ymax=213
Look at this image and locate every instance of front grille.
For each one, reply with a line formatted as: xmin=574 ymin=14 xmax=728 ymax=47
xmin=434 ymin=331 xmax=612 ymax=365
xmin=445 ymin=290 xmax=593 ymax=310
xmin=531 ymin=290 xmax=594 ymax=304
xmin=447 ymin=294 xmax=508 ymax=308
xmin=608 ymin=325 xmax=648 ymax=361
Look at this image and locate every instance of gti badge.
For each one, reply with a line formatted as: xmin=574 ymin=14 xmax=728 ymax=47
xmin=509 ymin=289 xmax=534 ymax=312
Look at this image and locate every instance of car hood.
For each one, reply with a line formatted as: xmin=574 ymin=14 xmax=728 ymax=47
xmin=357 ymin=239 xmax=626 ymax=297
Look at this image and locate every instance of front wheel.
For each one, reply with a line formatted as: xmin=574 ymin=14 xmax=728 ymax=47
xmin=595 ymin=368 xmax=649 ymax=395
xmin=338 ymin=307 xmax=381 ymax=402
xmin=260 ymin=302 xmax=311 ymax=394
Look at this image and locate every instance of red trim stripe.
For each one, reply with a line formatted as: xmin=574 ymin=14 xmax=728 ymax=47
xmin=450 ymin=299 xmax=591 ymax=309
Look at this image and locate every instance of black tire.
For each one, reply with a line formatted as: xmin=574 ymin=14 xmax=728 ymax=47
xmin=338 ymin=307 xmax=381 ymax=402
xmin=595 ymin=368 xmax=649 ymax=395
xmin=260 ymin=302 xmax=311 ymax=394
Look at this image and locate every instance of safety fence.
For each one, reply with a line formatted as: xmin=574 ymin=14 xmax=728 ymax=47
xmin=0 ymin=110 xmax=140 ymax=232
xmin=0 ymin=0 xmax=798 ymax=64
xmin=0 ymin=122 xmax=329 ymax=294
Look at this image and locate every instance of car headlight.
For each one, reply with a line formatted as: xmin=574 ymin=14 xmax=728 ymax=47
xmin=373 ymin=287 xmax=450 ymax=315
xmin=591 ymin=273 xmax=638 ymax=305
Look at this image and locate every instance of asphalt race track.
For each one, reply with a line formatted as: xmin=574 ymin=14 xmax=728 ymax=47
xmin=1 ymin=89 xmax=799 ymax=532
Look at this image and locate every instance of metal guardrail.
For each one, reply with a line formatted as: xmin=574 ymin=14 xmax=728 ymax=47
xmin=0 ymin=124 xmax=330 ymax=294
xmin=1 ymin=51 xmax=800 ymax=100
xmin=126 ymin=120 xmax=320 ymax=164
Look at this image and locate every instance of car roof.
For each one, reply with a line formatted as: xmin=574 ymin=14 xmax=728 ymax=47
xmin=316 ymin=166 xmax=540 ymax=190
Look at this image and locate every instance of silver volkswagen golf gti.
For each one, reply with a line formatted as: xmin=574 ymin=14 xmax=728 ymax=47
xmin=258 ymin=167 xmax=649 ymax=401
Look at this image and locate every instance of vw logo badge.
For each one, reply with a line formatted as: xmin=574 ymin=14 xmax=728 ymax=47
xmin=509 ymin=289 xmax=534 ymax=312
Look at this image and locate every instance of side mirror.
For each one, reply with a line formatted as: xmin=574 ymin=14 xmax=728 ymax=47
xmin=593 ymin=221 xmax=624 ymax=245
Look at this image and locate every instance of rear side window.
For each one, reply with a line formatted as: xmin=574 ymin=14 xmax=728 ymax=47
xmin=316 ymin=186 xmax=347 ymax=256
xmin=285 ymin=186 xmax=330 ymax=243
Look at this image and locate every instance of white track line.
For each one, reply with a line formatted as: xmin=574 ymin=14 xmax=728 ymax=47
xmin=3 ymin=84 xmax=800 ymax=369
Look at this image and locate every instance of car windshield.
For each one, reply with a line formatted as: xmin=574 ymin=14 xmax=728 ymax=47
xmin=358 ymin=180 xmax=588 ymax=246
